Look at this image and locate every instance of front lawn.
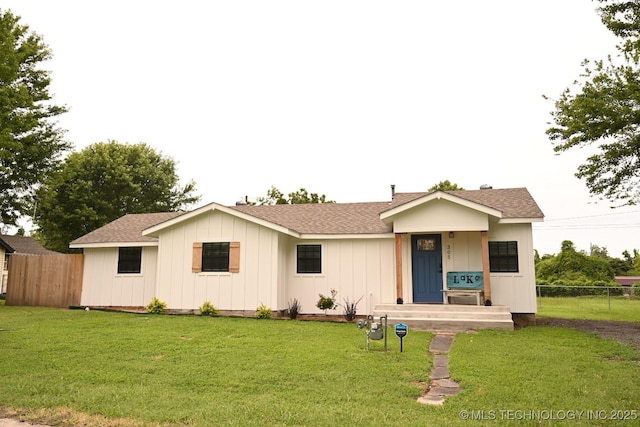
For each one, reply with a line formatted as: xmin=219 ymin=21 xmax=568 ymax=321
xmin=0 ymin=304 xmax=638 ymax=426
xmin=537 ymin=295 xmax=640 ymax=322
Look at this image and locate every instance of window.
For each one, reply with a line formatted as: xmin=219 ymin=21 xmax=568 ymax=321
xmin=192 ymin=242 xmax=240 ymax=273
xmin=118 ymin=247 xmax=142 ymax=274
xmin=202 ymin=242 xmax=230 ymax=272
xmin=297 ymin=244 xmax=321 ymax=274
xmin=489 ymin=241 xmax=519 ymax=273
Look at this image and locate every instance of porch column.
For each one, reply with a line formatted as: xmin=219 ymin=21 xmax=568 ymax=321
xmin=481 ymin=230 xmax=491 ymax=304
xmin=395 ymin=233 xmax=403 ymax=303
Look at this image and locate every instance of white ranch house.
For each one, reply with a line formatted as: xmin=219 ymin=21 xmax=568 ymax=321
xmin=70 ymin=187 xmax=544 ymax=330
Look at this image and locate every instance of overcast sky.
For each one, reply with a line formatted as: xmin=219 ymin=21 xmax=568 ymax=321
xmin=4 ymin=0 xmax=640 ymax=257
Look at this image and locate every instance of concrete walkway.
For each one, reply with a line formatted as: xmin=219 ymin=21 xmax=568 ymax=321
xmin=417 ymin=332 xmax=462 ymax=405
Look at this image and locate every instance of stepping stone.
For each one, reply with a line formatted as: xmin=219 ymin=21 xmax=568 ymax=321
xmin=428 ymin=386 xmax=461 ymax=396
xmin=429 ymin=334 xmax=454 ymax=353
xmin=417 ymin=395 xmax=445 ymax=406
xmin=430 ymin=365 xmax=449 ymax=380
xmin=433 ymin=378 xmax=460 ymax=388
xmin=433 ymin=354 xmax=448 ymax=367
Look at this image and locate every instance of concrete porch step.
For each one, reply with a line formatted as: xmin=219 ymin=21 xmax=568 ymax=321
xmin=373 ymin=303 xmax=514 ymax=331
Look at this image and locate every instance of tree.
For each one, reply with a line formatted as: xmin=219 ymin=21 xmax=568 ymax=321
xmin=545 ymin=1 xmax=640 ymax=205
xmin=428 ymin=180 xmax=464 ymax=192
xmin=255 ymin=186 xmax=334 ymax=205
xmin=35 ymin=141 xmax=200 ymax=252
xmin=0 ymin=10 xmax=70 ymax=226
xmin=536 ymin=240 xmax=615 ymax=282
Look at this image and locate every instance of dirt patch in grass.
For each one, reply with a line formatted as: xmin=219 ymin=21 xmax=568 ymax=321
xmin=538 ymin=317 xmax=640 ymax=351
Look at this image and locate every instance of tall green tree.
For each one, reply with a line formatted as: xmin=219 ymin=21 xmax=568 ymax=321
xmin=255 ymin=186 xmax=334 ymax=205
xmin=428 ymin=180 xmax=464 ymax=192
xmin=0 ymin=9 xmax=69 ymax=226
xmin=536 ymin=240 xmax=615 ymax=282
xmin=546 ymin=1 xmax=640 ymax=205
xmin=35 ymin=141 xmax=200 ymax=252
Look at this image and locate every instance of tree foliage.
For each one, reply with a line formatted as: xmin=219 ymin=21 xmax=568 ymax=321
xmin=35 ymin=141 xmax=200 ymax=252
xmin=546 ymin=0 xmax=640 ymax=205
xmin=0 ymin=9 xmax=69 ymax=226
xmin=536 ymin=240 xmax=615 ymax=282
xmin=255 ymin=186 xmax=334 ymax=205
xmin=428 ymin=180 xmax=464 ymax=192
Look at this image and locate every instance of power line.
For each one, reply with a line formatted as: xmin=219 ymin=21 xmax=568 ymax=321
xmin=543 ymin=210 xmax=640 ymax=222
xmin=534 ymin=223 xmax=640 ymax=230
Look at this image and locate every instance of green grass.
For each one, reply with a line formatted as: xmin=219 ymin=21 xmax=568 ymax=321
xmin=0 ymin=304 xmax=639 ymax=426
xmin=537 ymin=296 xmax=640 ymax=322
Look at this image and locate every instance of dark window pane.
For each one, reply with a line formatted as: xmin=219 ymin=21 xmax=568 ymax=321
xmin=202 ymin=242 xmax=230 ymax=272
xmin=118 ymin=247 xmax=142 ymax=274
xmin=489 ymin=241 xmax=519 ymax=273
xmin=297 ymin=244 xmax=321 ymax=274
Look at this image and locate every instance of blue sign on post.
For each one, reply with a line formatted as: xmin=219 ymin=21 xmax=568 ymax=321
xmin=395 ymin=323 xmax=408 ymax=352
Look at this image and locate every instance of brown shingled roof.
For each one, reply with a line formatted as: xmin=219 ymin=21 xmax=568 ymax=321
xmin=387 ymin=188 xmax=544 ymax=219
xmin=70 ymin=188 xmax=543 ymax=244
xmin=230 ymin=202 xmax=393 ymax=234
xmin=0 ymin=235 xmax=60 ymax=255
xmin=70 ymin=212 xmax=183 ymax=246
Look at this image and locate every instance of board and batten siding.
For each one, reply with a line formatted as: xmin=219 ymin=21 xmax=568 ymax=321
xmin=285 ymin=237 xmax=395 ymax=315
xmin=488 ymin=222 xmax=537 ymax=313
xmin=392 ymin=199 xmax=489 ymax=233
xmin=154 ymin=210 xmax=280 ymax=311
xmin=80 ymin=247 xmax=158 ymax=307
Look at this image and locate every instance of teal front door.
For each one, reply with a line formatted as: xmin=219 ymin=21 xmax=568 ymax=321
xmin=411 ymin=234 xmax=443 ymax=303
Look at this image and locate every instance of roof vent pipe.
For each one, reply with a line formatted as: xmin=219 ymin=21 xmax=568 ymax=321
xmin=391 ymin=184 xmax=395 ymax=200
xmin=480 ymin=184 xmax=493 ymax=190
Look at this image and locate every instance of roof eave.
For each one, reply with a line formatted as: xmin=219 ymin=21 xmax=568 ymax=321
xmin=69 ymin=241 xmax=159 ymax=249
xmin=142 ymin=202 xmax=298 ymax=237
xmin=499 ymin=217 xmax=544 ymax=224
xmin=380 ymin=191 xmax=503 ymax=222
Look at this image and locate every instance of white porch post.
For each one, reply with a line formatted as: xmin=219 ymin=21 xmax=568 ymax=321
xmin=395 ymin=233 xmax=403 ymax=303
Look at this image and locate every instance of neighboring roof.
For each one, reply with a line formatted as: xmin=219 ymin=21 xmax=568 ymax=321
xmin=615 ymin=276 xmax=640 ymax=286
xmin=0 ymin=236 xmax=15 ymax=253
xmin=0 ymin=234 xmax=59 ymax=255
xmin=70 ymin=212 xmax=184 ymax=247
xmin=72 ymin=187 xmax=544 ymax=244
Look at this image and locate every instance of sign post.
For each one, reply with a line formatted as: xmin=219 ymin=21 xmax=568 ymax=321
xmin=395 ymin=323 xmax=408 ymax=352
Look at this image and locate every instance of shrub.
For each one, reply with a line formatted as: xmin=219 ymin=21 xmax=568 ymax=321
xmin=341 ymin=296 xmax=363 ymax=321
xmin=632 ymin=282 xmax=640 ymax=297
xmin=316 ymin=289 xmax=338 ymax=312
xmin=199 ymin=301 xmax=219 ymax=316
xmin=287 ymin=298 xmax=302 ymax=319
xmin=146 ymin=297 xmax=167 ymax=314
xmin=256 ymin=303 xmax=272 ymax=319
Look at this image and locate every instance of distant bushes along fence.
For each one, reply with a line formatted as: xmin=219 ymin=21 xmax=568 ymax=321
xmin=536 ymin=279 xmax=624 ymax=297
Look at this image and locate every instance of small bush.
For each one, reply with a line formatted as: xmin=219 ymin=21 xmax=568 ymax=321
xmin=146 ymin=297 xmax=167 ymax=314
xmin=199 ymin=301 xmax=219 ymax=316
xmin=632 ymin=282 xmax=640 ymax=297
xmin=341 ymin=296 xmax=363 ymax=321
xmin=287 ymin=298 xmax=302 ymax=319
xmin=316 ymin=289 xmax=338 ymax=312
xmin=256 ymin=303 xmax=272 ymax=319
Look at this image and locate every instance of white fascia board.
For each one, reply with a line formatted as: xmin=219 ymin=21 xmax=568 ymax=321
xmin=142 ymin=202 xmax=297 ymax=237
xmin=498 ymin=217 xmax=544 ymax=224
xmin=299 ymin=233 xmax=394 ymax=240
xmin=380 ymin=191 xmax=503 ymax=223
xmin=69 ymin=241 xmax=159 ymax=249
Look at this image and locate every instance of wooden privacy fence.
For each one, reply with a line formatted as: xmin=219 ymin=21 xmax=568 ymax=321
xmin=5 ymin=254 xmax=84 ymax=308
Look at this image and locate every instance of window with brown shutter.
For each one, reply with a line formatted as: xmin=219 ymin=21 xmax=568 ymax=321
xmin=192 ymin=241 xmax=240 ymax=273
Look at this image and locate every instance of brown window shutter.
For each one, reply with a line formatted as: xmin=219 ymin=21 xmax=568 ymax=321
xmin=192 ymin=242 xmax=203 ymax=273
xmin=229 ymin=241 xmax=240 ymax=273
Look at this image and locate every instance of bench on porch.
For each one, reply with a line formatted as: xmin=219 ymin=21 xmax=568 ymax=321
xmin=443 ymin=271 xmax=484 ymax=305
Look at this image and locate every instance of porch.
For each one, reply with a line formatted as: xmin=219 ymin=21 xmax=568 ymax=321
xmin=373 ymin=303 xmax=514 ymax=331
